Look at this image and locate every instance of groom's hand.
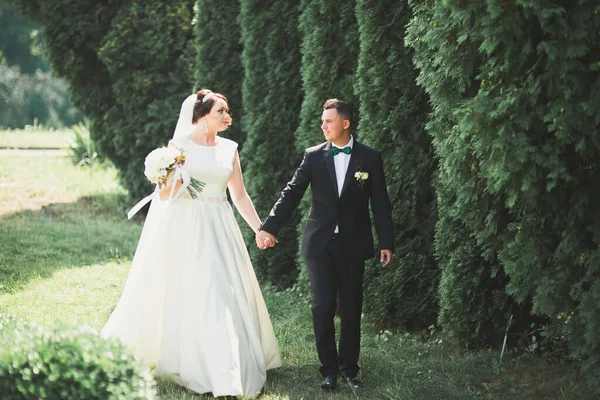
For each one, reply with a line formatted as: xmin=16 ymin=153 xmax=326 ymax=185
xmin=380 ymin=250 xmax=392 ymax=267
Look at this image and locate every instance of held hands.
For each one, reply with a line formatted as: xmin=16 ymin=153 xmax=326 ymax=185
xmin=255 ymin=230 xmax=277 ymax=250
xmin=254 ymin=229 xmax=391 ymax=264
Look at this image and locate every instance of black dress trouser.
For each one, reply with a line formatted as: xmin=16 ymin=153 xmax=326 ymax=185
xmin=305 ymin=235 xmax=365 ymax=378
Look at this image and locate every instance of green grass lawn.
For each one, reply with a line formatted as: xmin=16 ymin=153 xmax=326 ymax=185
xmin=0 ymin=127 xmax=74 ymax=149
xmin=0 ymin=154 xmax=593 ymax=399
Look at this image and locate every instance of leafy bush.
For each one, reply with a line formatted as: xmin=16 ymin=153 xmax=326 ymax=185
xmin=0 ymin=312 xmax=156 ymax=400
xmin=68 ymin=122 xmax=104 ymax=167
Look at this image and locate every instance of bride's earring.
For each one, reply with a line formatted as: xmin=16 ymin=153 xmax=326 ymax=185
xmin=203 ymin=120 xmax=208 ymax=134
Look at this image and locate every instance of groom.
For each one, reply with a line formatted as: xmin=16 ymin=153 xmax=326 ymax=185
xmin=257 ymin=99 xmax=394 ymax=390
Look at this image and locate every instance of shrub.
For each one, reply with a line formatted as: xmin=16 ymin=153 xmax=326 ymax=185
xmin=0 ymin=312 xmax=156 ymax=400
xmin=68 ymin=122 xmax=104 ymax=167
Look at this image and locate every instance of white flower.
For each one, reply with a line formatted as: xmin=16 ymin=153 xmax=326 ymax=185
xmin=144 ymin=147 xmax=181 ymax=183
xmin=354 ymin=171 xmax=369 ymax=181
xmin=354 ymin=171 xmax=369 ymax=189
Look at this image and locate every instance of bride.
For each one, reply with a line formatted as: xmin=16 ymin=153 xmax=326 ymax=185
xmin=101 ymin=89 xmax=281 ymax=398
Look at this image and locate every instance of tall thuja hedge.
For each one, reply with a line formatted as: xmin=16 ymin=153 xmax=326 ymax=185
xmin=355 ymin=0 xmax=437 ymax=330
xmin=194 ymin=0 xmax=245 ymax=147
xmin=409 ymin=0 xmax=600 ymax=392
xmin=239 ymin=0 xmax=303 ymax=287
xmin=293 ymin=0 xmax=359 ymax=289
xmin=406 ymin=1 xmax=539 ymax=346
xmin=295 ymin=0 xmax=359 ymax=151
xmin=16 ymin=0 xmax=196 ymax=200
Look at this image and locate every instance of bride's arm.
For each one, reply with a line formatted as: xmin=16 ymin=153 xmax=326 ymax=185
xmin=158 ymin=179 xmax=183 ymax=201
xmin=227 ymin=150 xmax=262 ymax=234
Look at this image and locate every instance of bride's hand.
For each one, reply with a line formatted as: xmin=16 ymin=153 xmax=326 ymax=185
xmin=159 ymin=178 xmax=183 ymax=201
xmin=255 ymin=231 xmax=276 ymax=250
xmin=263 ymin=237 xmax=273 ymax=248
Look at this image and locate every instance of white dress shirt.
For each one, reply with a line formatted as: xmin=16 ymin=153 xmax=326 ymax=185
xmin=332 ymin=136 xmax=354 ymax=233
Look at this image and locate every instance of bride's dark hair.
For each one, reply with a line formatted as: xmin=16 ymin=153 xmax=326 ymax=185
xmin=192 ymin=89 xmax=228 ymax=123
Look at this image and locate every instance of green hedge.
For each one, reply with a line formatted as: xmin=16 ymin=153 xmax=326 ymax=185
xmin=407 ymin=1 xmax=599 ymax=394
xmin=194 ymin=0 xmax=245 ymax=148
xmin=405 ymin=1 xmax=538 ymax=346
xmin=292 ymin=0 xmax=360 ymax=291
xmin=355 ymin=0 xmax=438 ymax=330
xmin=0 ymin=312 xmax=155 ymax=400
xmin=239 ymin=0 xmax=303 ymax=287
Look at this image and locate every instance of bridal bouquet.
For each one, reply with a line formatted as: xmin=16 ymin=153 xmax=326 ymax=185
xmin=144 ymin=146 xmax=205 ymax=199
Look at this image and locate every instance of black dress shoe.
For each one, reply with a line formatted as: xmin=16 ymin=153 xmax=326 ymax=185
xmin=342 ymin=372 xmax=360 ymax=388
xmin=321 ymin=374 xmax=337 ymax=390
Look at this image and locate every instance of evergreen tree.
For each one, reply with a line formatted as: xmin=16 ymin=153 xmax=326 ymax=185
xmin=407 ymin=2 xmax=600 ymax=393
xmin=15 ymin=0 xmax=196 ymax=200
xmin=406 ymin=1 xmax=538 ymax=347
xmin=194 ymin=0 xmax=245 ymax=148
xmin=239 ymin=0 xmax=303 ymax=287
xmin=293 ymin=0 xmax=360 ymax=289
xmin=355 ymin=0 xmax=437 ymax=330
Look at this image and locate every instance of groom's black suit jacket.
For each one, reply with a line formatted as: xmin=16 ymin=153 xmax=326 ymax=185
xmin=261 ymin=140 xmax=394 ymax=261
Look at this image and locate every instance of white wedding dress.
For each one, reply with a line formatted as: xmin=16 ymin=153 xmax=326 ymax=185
xmin=101 ymin=135 xmax=281 ymax=399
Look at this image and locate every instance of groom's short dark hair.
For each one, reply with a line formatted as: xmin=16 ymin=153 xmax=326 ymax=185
xmin=323 ymin=99 xmax=353 ymax=124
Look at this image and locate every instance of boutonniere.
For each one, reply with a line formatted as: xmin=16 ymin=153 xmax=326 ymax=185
xmin=354 ymin=170 xmax=369 ymax=189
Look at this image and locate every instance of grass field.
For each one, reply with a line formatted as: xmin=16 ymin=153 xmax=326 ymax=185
xmin=0 ymin=142 xmax=593 ymax=399
xmin=0 ymin=126 xmax=74 ymax=149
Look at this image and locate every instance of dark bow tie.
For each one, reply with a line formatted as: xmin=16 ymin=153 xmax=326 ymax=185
xmin=332 ymin=146 xmax=352 ymax=156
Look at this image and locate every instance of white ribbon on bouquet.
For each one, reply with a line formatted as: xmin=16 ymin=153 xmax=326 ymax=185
xmin=127 ymin=168 xmax=191 ymax=220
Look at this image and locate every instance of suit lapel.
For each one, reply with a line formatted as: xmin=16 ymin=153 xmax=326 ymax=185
xmin=323 ymin=142 xmax=339 ymax=196
xmin=340 ymin=141 xmax=359 ymax=198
